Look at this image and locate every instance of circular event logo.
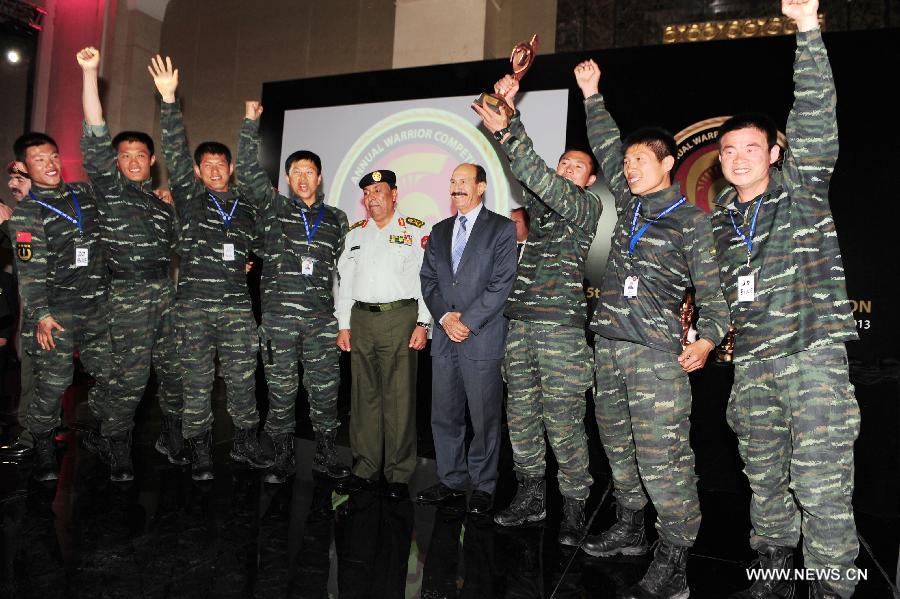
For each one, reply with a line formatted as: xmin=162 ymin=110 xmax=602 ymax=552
xmin=331 ymin=108 xmax=508 ymax=227
xmin=675 ymin=116 xmax=786 ymax=213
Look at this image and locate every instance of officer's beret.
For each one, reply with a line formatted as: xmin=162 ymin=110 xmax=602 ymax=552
xmin=358 ymin=169 xmax=397 ymax=189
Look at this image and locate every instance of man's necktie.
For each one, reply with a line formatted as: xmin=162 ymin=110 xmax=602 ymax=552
xmin=451 ymin=215 xmax=467 ymax=273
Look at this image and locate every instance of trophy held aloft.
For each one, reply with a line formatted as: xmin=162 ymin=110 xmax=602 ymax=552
xmin=475 ymin=34 xmax=539 ymax=118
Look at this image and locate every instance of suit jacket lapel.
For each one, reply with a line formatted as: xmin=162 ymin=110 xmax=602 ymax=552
xmin=454 ymin=206 xmax=489 ymax=274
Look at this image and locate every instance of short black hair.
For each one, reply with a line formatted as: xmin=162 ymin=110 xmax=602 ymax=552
xmin=193 ymin=141 xmax=232 ymax=166
xmin=284 ymin=150 xmax=322 ymax=175
xmin=718 ymin=113 xmax=778 ymax=149
xmin=510 ymin=206 xmax=530 ymax=228
xmin=13 ymin=132 xmax=58 ymax=162
xmin=559 ymin=147 xmax=599 ymax=176
xmin=473 ymin=164 xmax=486 ymax=184
xmin=622 ymin=127 xmax=677 ymax=162
xmin=112 ymin=131 xmax=155 ymax=156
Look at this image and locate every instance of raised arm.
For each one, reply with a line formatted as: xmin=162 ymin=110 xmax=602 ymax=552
xmin=576 ymin=59 xmax=630 ymax=214
xmin=781 ymin=0 xmax=837 ymax=190
xmin=78 ymin=46 xmax=122 ymax=200
xmin=237 ymin=101 xmax=277 ymax=209
xmin=150 ymin=55 xmax=195 ymax=205
xmin=473 ymin=95 xmax=600 ymax=234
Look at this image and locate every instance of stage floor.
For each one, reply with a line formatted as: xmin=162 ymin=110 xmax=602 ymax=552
xmin=0 ymin=369 xmax=897 ymax=598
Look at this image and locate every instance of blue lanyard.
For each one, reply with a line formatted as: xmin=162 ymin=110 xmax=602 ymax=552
xmin=29 ymin=190 xmax=83 ymax=232
xmin=628 ymin=196 xmax=686 ymax=255
xmin=729 ymin=198 xmax=763 ymax=265
xmin=294 ymin=200 xmax=325 ymax=245
xmin=208 ymin=193 xmax=239 ymax=229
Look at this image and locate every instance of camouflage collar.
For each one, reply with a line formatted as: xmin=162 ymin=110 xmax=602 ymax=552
xmin=290 ymin=194 xmax=324 ymax=212
xmin=30 ymin=181 xmax=70 ymax=198
xmin=637 ymin=183 xmax=683 ymax=212
xmin=713 ymin=167 xmax=784 ymax=212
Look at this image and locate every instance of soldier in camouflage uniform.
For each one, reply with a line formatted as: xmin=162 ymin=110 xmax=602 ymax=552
xmin=9 ymin=131 xmax=110 ymax=482
xmin=0 ymin=161 xmax=35 ymax=460
xmin=472 ymin=78 xmax=602 ymax=545
xmin=575 ymin=60 xmax=730 ymax=598
xmin=239 ymin=101 xmax=350 ymax=484
xmin=77 ymin=47 xmax=185 ymax=481
xmin=711 ymin=3 xmax=859 ymax=598
xmin=150 ymin=55 xmax=271 ymax=480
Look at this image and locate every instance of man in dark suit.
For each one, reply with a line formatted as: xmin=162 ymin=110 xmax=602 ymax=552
xmin=418 ymin=163 xmax=517 ymax=513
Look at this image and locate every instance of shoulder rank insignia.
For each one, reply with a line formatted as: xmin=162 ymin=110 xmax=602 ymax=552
xmin=397 ymin=217 xmax=405 ymax=227
xmin=349 ymin=219 xmax=368 ymax=231
xmin=405 ymin=216 xmax=425 ymax=228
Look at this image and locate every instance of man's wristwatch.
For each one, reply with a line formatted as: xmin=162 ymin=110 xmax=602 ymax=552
xmin=416 ymin=321 xmax=431 ymax=330
xmin=493 ymin=127 xmax=510 ymax=141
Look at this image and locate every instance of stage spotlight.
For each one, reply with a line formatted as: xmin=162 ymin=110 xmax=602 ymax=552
xmin=5 ymin=49 xmax=22 ymax=64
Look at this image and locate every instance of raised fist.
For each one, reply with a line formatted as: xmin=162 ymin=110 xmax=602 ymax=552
xmin=573 ymin=59 xmax=601 ymax=99
xmin=77 ymin=46 xmax=100 ymax=71
xmin=493 ymin=75 xmax=520 ymax=111
xmin=782 ymin=0 xmax=819 ymax=31
xmin=245 ymin=101 xmax=263 ymax=121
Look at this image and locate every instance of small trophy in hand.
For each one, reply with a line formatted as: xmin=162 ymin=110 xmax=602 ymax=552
xmin=715 ymin=325 xmax=737 ymax=363
xmin=679 ymin=288 xmax=697 ymax=349
xmin=475 ymin=34 xmax=539 ymax=117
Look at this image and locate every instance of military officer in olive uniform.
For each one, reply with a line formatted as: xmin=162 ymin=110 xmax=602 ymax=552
xmin=335 ymin=169 xmax=431 ymax=499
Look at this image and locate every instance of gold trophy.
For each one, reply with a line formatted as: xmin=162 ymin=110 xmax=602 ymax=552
xmin=475 ymin=34 xmax=539 ymax=117
xmin=679 ymin=288 xmax=696 ymax=348
xmin=715 ymin=325 xmax=737 ymax=363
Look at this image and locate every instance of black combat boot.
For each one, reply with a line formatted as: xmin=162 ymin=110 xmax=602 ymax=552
xmin=231 ymin=425 xmax=274 ymax=469
xmin=582 ymin=502 xmax=650 ymax=558
xmin=186 ymin=430 xmax=214 ymax=481
xmin=493 ymin=476 xmax=546 ymax=527
xmin=32 ymin=429 xmax=59 ymax=482
xmin=108 ymin=432 xmax=134 ymax=482
xmin=155 ymin=415 xmax=190 ymax=465
xmin=312 ymin=429 xmax=350 ymax=479
xmin=808 ymin=581 xmax=840 ymax=599
xmin=559 ymin=496 xmax=587 ymax=546
xmin=264 ymin=432 xmax=296 ymax=484
xmin=623 ymin=540 xmax=690 ymax=599
xmin=730 ymin=544 xmax=796 ymax=599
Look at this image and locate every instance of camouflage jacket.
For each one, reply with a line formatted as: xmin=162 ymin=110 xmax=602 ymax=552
xmin=710 ymin=28 xmax=857 ymax=362
xmin=237 ymin=118 xmax=348 ymax=320
xmin=161 ymin=101 xmax=260 ymax=304
xmin=9 ymin=181 xmax=107 ymax=322
xmin=585 ymin=96 xmax=729 ymax=354
xmin=81 ymin=122 xmax=176 ymax=279
xmin=500 ymin=112 xmax=602 ymax=328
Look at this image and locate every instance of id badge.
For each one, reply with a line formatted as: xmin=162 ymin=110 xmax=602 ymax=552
xmin=223 ymin=243 xmax=235 ymax=261
xmin=301 ymin=255 xmax=315 ymax=276
xmin=624 ymin=275 xmax=639 ymax=298
xmin=737 ymin=274 xmax=755 ymax=302
xmin=75 ymin=247 xmax=89 ymax=267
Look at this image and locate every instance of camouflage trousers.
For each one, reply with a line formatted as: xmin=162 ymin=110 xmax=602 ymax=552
xmin=24 ymin=301 xmax=109 ymax=435
xmin=175 ymin=301 xmax=259 ymax=438
xmin=259 ymin=306 xmax=340 ymax=435
xmin=504 ymin=320 xmax=593 ymax=500
xmin=594 ymin=337 xmax=699 ymax=546
xmin=729 ymin=344 xmax=859 ymax=598
xmin=97 ymin=279 xmax=182 ymax=437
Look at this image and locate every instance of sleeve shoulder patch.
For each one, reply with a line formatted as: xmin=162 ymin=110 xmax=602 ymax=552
xmin=405 ymin=216 xmax=425 ymax=228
